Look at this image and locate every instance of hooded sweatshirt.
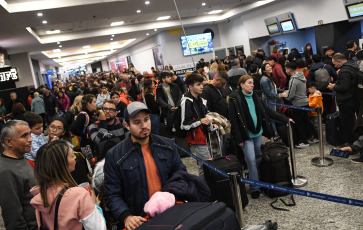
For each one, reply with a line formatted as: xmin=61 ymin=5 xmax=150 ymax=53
xmin=30 ymin=185 xmax=106 ymax=230
xmin=286 ymin=71 xmax=309 ymax=107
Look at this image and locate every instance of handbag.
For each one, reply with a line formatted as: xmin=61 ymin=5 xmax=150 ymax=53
xmin=39 ymin=188 xmax=68 ymax=230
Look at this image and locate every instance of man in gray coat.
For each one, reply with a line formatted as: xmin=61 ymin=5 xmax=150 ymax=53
xmin=0 ymin=120 xmax=37 ymax=230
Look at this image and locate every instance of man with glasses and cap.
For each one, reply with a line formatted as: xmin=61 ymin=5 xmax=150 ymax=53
xmin=89 ymin=100 xmax=126 ymax=157
xmin=103 ymin=102 xmax=186 ymax=230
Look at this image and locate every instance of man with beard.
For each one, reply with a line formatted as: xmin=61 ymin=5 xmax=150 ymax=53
xmin=89 ymin=100 xmax=126 ymax=145
xmin=103 ymin=102 xmax=186 ymax=230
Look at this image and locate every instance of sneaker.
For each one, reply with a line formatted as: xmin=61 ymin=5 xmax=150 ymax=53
xmin=295 ymin=143 xmax=309 ymax=149
xmin=251 ymin=191 xmax=260 ymax=199
xmin=351 ymin=158 xmax=363 ymax=164
xmin=307 ymin=138 xmax=319 ymax=144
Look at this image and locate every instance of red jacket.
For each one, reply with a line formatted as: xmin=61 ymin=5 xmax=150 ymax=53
xmin=272 ymin=63 xmax=287 ymax=89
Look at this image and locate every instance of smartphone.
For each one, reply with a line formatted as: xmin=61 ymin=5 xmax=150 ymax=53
xmin=330 ymin=148 xmax=350 ymax=158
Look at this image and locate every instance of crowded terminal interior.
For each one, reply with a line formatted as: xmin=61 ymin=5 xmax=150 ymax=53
xmin=0 ymin=0 xmax=362 ymax=229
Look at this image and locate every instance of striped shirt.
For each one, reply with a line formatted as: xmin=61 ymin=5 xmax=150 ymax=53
xmin=89 ymin=117 xmax=127 ymax=145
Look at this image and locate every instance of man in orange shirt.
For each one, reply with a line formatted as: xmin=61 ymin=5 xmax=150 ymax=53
xmin=104 ymin=102 xmax=186 ymax=230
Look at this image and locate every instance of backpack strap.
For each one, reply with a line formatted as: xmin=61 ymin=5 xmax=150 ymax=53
xmin=115 ymin=117 xmax=122 ymax=125
xmin=54 ymin=188 xmax=68 ymax=230
xmin=78 ymin=112 xmax=90 ymax=134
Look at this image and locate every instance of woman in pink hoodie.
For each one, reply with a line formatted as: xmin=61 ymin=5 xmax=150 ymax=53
xmin=30 ymin=140 xmax=106 ymax=230
xmin=57 ymin=91 xmax=70 ymax=112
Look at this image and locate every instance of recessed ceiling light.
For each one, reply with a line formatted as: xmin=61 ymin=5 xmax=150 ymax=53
xmin=136 ymin=10 xmax=141 ymax=13
xmin=110 ymin=38 xmax=113 ymax=40
xmin=42 ymin=20 xmax=47 ymax=24
xmin=57 ymin=41 xmax=60 ymax=44
xmin=208 ymin=10 xmax=222 ymax=14
xmin=202 ymin=2 xmax=206 ymax=6
xmin=52 ymin=49 xmax=61 ymax=53
xmin=146 ymin=33 xmax=149 ymax=36
xmin=154 ymin=29 xmax=157 ymax=31
xmin=82 ymin=45 xmax=90 ymax=49
xmin=58 ymin=57 xmax=61 ymax=59
xmin=37 ymin=12 xmax=43 ymax=17
xmin=46 ymin=30 xmax=60 ymax=34
xmin=145 ymin=1 xmax=150 ymax=4
xmin=111 ymin=34 xmax=115 ymax=37
xmin=157 ymin=16 xmax=170 ymax=21
xmin=110 ymin=41 xmax=118 ymax=45
xmin=85 ymin=52 xmax=88 ymax=55
xmin=59 ymin=45 xmax=62 ymax=48
xmin=110 ymin=21 xmax=124 ymax=26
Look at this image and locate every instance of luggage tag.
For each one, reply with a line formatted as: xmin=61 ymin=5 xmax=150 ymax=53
xmin=329 ymin=148 xmax=350 ymax=158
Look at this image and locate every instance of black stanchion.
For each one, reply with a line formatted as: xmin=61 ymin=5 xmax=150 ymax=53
xmin=311 ymin=107 xmax=334 ymax=167
xmin=288 ymin=120 xmax=308 ymax=187
xmin=229 ymin=172 xmax=245 ymax=228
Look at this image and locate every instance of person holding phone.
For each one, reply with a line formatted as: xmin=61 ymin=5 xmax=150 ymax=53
xmin=341 ymin=136 xmax=363 ymax=164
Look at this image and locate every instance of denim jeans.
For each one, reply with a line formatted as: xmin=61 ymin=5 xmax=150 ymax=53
xmin=242 ymin=135 xmax=262 ymax=192
xmin=149 ymin=114 xmax=160 ymax=135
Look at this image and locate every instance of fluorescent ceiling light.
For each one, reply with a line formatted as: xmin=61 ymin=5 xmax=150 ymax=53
xmin=82 ymin=45 xmax=90 ymax=49
xmin=46 ymin=30 xmax=60 ymax=34
xmin=42 ymin=20 xmax=47 ymax=24
xmin=145 ymin=1 xmax=150 ymax=4
xmin=208 ymin=10 xmax=222 ymax=14
xmin=136 ymin=10 xmax=141 ymax=13
xmin=157 ymin=16 xmax=170 ymax=21
xmin=110 ymin=21 xmax=124 ymax=26
xmin=52 ymin=49 xmax=61 ymax=53
xmin=202 ymin=2 xmax=206 ymax=6
xmin=37 ymin=12 xmax=43 ymax=17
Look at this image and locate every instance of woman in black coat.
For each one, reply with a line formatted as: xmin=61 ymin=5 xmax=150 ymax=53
xmin=228 ymin=75 xmax=292 ymax=199
xmin=128 ymin=78 xmax=141 ymax=101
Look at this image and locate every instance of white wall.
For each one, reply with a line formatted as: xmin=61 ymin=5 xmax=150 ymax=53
xmin=86 ymin=64 xmax=92 ymax=74
xmin=101 ymin=60 xmax=109 ymax=71
xmin=9 ymin=52 xmax=37 ymax=88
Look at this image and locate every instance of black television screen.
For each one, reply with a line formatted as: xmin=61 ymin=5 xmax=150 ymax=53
xmin=267 ymin=23 xmax=280 ymax=34
xmin=280 ymin=20 xmax=295 ymax=32
xmin=346 ymin=2 xmax=363 ymax=18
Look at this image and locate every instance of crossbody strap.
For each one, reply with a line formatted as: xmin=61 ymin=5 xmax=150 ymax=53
xmin=54 ymin=188 xmax=68 ymax=230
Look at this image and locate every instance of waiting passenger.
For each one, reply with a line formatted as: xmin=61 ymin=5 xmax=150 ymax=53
xmin=266 ymin=55 xmax=287 ymax=89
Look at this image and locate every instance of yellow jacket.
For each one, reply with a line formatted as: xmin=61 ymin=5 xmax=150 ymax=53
xmin=308 ymin=91 xmax=323 ymax=117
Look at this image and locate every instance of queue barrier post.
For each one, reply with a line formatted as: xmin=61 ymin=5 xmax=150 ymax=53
xmin=311 ymin=107 xmax=334 ymax=167
xmin=229 ymin=172 xmax=245 ymax=228
xmin=288 ymin=120 xmax=308 ymax=187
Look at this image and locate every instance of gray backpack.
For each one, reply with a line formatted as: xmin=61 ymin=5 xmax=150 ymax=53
xmin=314 ymin=64 xmax=331 ymax=90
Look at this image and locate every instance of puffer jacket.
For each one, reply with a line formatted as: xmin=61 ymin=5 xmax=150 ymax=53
xmin=103 ymin=133 xmax=186 ymax=225
xmin=286 ymin=71 xmax=309 ymax=106
xmin=334 ymin=61 xmax=359 ymax=105
xmin=228 ymin=89 xmax=289 ymax=144
xmin=308 ymin=90 xmax=323 ymax=117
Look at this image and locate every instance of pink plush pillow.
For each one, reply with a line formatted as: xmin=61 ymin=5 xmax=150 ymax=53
xmin=144 ymin=191 xmax=176 ymax=217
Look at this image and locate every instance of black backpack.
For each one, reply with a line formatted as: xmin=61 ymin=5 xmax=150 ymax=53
xmin=260 ymin=141 xmax=296 ymax=211
xmin=314 ymin=64 xmax=331 ymax=90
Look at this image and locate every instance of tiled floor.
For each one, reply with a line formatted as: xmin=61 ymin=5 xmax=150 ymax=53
xmin=181 ymin=140 xmax=363 ymax=230
xmin=0 ymin=140 xmax=361 ymax=230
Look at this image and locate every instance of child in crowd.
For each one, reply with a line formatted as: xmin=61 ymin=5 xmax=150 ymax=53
xmin=24 ymin=112 xmax=45 ymax=167
xmin=307 ymin=82 xmax=322 ymax=143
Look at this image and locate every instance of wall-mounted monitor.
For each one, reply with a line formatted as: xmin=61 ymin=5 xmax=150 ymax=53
xmin=346 ymin=2 xmax=363 ymax=19
xmin=280 ymin=20 xmax=295 ymax=32
xmin=267 ymin=23 xmax=280 ymax=35
xmin=277 ymin=12 xmax=298 ymax=34
xmin=181 ymin=32 xmax=214 ymax=56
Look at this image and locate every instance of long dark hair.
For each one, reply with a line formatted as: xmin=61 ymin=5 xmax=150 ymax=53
xmin=34 ymin=140 xmax=77 ymax=208
xmin=143 ymin=79 xmax=154 ymax=95
xmin=81 ymin=94 xmax=95 ymax=111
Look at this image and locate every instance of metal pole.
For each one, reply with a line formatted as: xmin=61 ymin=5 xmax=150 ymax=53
xmin=229 ymin=172 xmax=245 ymax=228
xmin=312 ymin=107 xmax=334 ymax=167
xmin=288 ymin=120 xmax=308 ymax=187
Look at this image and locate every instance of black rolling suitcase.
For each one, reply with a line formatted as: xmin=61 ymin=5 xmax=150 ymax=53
xmin=326 ymin=112 xmax=344 ymax=146
xmin=203 ymin=155 xmax=249 ymax=210
xmin=137 ymin=202 xmax=240 ymax=230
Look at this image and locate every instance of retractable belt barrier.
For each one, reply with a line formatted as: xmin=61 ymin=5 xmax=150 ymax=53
xmin=306 ymin=90 xmax=336 ymax=96
xmin=173 ymin=143 xmax=363 ymax=207
xmin=267 ymin=102 xmax=315 ymax=112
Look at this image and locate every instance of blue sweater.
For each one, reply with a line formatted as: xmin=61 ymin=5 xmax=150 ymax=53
xmin=242 ymin=91 xmax=263 ymax=138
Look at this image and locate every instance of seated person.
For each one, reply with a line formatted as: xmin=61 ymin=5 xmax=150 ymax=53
xmin=103 ymin=102 xmax=186 ymax=230
xmin=341 ymin=136 xmax=363 ymax=164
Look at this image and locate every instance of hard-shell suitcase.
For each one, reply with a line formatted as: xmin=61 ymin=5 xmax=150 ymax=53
xmin=326 ymin=112 xmax=344 ymax=146
xmin=203 ymin=155 xmax=249 ymax=210
xmin=137 ymin=202 xmax=240 ymax=230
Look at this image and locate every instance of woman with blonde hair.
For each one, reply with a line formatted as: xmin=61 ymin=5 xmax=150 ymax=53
xmin=69 ymin=95 xmax=83 ymax=116
xmin=208 ymin=62 xmax=219 ymax=79
xmin=30 ymin=140 xmax=106 ymax=229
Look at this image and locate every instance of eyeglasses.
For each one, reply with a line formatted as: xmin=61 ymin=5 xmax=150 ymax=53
xmin=49 ymin=125 xmax=64 ymax=132
xmin=102 ymin=107 xmax=117 ymax=112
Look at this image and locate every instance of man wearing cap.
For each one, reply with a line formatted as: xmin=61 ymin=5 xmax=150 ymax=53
xmin=103 ymin=102 xmax=186 ymax=230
